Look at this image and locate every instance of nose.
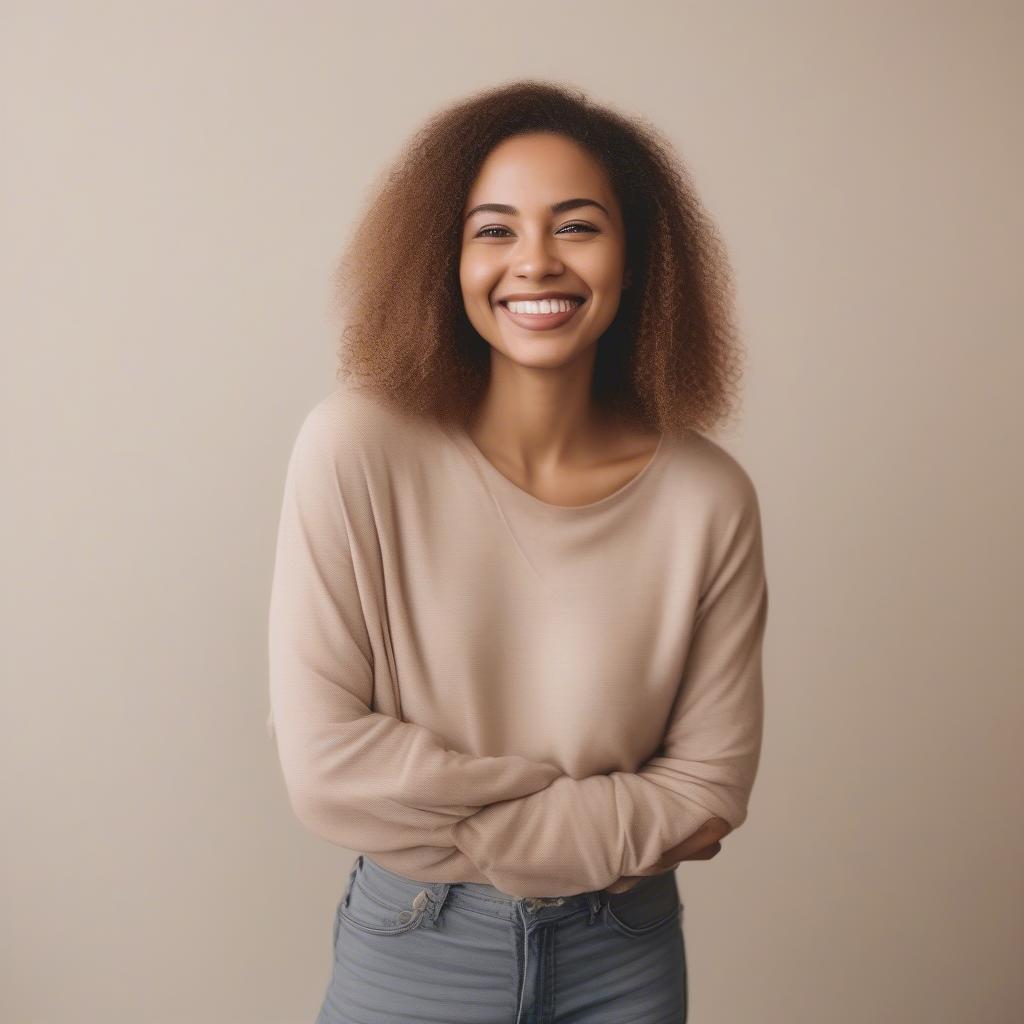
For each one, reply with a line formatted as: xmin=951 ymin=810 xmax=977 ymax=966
xmin=512 ymin=230 xmax=564 ymax=280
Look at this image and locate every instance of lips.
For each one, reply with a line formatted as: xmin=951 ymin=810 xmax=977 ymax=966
xmin=497 ymin=297 xmax=586 ymax=332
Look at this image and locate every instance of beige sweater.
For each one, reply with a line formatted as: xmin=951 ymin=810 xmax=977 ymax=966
xmin=267 ymin=384 xmax=768 ymax=898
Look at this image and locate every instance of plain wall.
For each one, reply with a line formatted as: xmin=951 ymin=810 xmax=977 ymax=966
xmin=3 ymin=1 xmax=1021 ymax=1021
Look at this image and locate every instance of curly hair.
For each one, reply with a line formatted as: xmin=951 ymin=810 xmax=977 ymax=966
xmin=331 ymin=78 xmax=745 ymax=438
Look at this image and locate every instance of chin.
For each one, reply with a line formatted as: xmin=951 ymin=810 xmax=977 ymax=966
xmin=501 ymin=338 xmax=594 ymax=369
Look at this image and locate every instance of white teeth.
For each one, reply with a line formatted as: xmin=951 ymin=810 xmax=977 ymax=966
xmin=505 ymin=298 xmax=580 ymax=315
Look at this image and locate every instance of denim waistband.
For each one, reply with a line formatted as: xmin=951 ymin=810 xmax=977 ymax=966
xmin=353 ymin=854 xmax=674 ymax=928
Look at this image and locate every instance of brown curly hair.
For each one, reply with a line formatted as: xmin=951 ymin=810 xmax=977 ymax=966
xmin=332 ymin=78 xmax=745 ymax=439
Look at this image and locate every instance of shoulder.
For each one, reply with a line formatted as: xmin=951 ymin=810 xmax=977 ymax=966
xmin=659 ymin=429 xmax=766 ymax=569
xmin=285 ymin=381 xmax=443 ymax=498
xmin=667 ymin=428 xmax=762 ymax=518
xmin=294 ymin=381 xmax=404 ymax=448
xmin=290 ymin=381 xmax=432 ymax=464
xmin=665 ymin=431 xmax=767 ymax=595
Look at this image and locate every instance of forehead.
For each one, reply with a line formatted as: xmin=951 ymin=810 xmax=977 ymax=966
xmin=464 ymin=132 xmax=616 ymax=209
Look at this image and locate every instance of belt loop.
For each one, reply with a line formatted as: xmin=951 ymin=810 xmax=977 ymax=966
xmin=586 ymin=891 xmax=603 ymax=925
xmin=425 ymin=883 xmax=450 ymax=925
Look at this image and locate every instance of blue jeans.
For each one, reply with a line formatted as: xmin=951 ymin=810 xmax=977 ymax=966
xmin=315 ymin=854 xmax=687 ymax=1023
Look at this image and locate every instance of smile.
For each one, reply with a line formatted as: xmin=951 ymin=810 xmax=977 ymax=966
xmin=497 ymin=297 xmax=586 ymax=331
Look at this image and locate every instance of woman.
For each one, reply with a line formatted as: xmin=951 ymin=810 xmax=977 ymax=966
xmin=268 ymin=79 xmax=768 ymax=1024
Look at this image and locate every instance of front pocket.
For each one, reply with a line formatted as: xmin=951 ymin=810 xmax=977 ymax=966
xmin=338 ymin=877 xmax=432 ymax=937
xmin=602 ymin=871 xmax=683 ymax=938
xmin=604 ymin=899 xmax=682 ymax=938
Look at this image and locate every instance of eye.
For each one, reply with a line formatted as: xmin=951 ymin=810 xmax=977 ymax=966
xmin=474 ymin=221 xmax=599 ymax=239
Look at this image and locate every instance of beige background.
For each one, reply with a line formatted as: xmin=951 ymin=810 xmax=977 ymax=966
xmin=3 ymin=2 xmax=1021 ymax=1021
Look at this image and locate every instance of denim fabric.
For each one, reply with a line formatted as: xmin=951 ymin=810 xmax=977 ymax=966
xmin=315 ymin=854 xmax=687 ymax=1024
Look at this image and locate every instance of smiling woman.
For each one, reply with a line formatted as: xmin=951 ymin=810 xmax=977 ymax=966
xmin=271 ymin=79 xmax=767 ymax=1024
xmin=331 ymin=79 xmax=744 ymax=440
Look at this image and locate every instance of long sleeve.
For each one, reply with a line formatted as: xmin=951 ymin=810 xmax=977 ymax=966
xmin=267 ymin=402 xmax=562 ymax=855
xmin=449 ymin=477 xmax=768 ymax=896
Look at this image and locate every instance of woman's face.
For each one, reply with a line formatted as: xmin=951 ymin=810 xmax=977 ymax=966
xmin=459 ymin=131 xmax=628 ymax=371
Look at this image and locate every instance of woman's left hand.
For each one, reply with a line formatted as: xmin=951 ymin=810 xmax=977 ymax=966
xmin=602 ymin=818 xmax=731 ymax=893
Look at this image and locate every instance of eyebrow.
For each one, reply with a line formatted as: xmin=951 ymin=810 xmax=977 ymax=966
xmin=463 ymin=197 xmax=610 ymax=222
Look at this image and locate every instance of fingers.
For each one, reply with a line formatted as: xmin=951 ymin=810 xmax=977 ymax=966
xmin=685 ymin=840 xmax=722 ymax=860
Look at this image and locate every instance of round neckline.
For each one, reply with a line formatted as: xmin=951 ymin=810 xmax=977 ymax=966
xmin=448 ymin=424 xmax=668 ymax=515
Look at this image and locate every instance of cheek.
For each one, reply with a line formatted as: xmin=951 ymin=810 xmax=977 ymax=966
xmin=459 ymin=254 xmax=498 ymax=306
xmin=572 ymin=243 xmax=625 ymax=293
